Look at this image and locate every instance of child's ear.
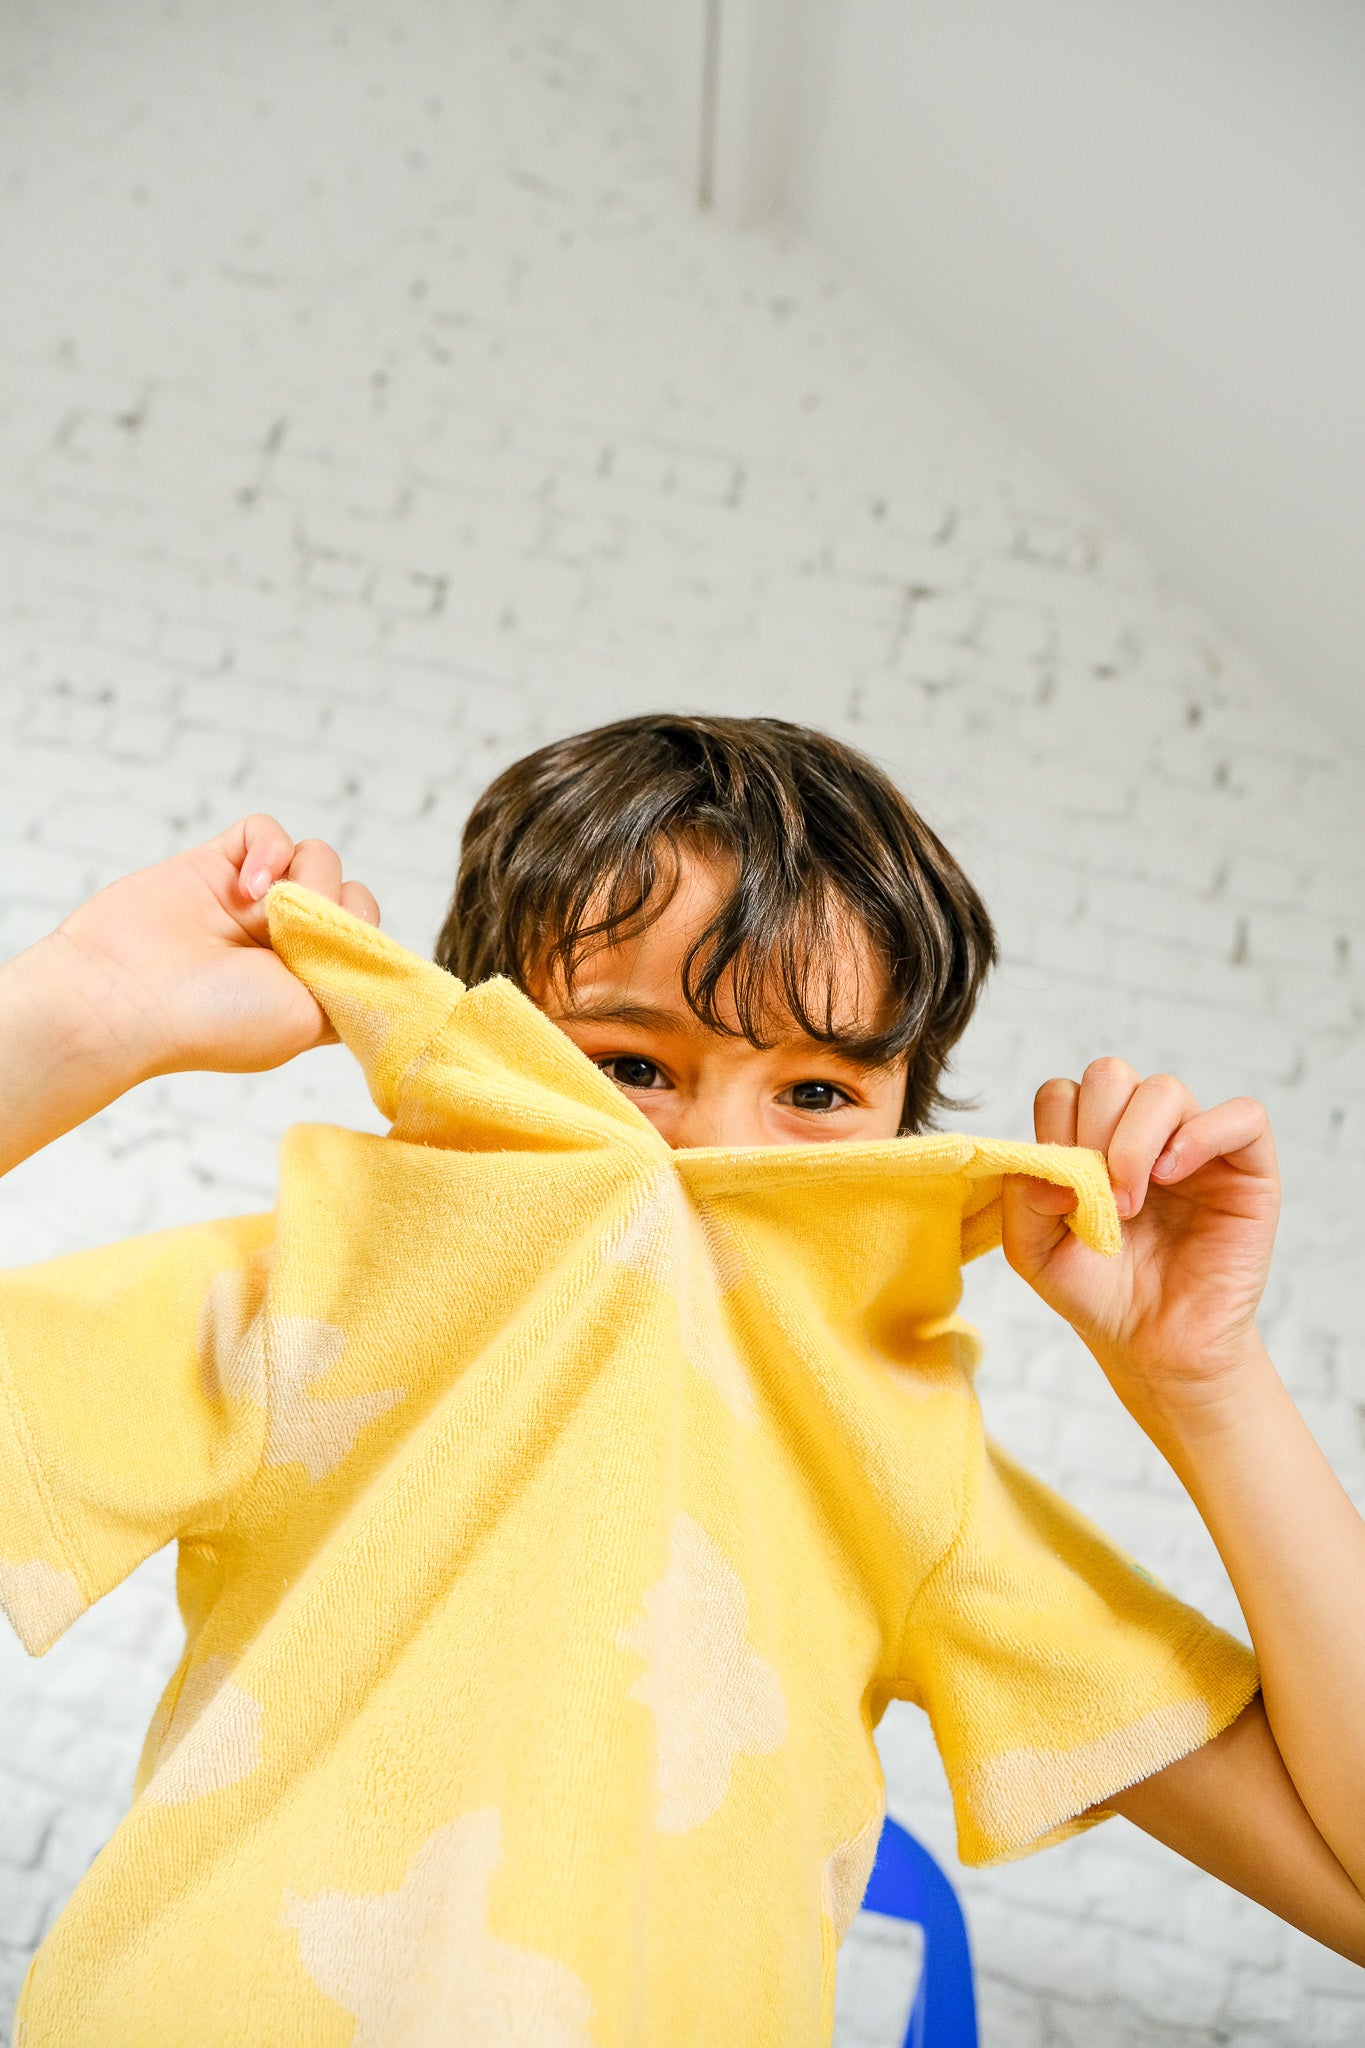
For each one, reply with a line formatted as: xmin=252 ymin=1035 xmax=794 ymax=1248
xmin=265 ymin=882 xmax=463 ymax=1121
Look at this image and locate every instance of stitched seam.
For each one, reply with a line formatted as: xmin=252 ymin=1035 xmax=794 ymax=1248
xmin=889 ymin=1394 xmax=979 ymax=1685
xmin=0 ymin=1316 xmax=92 ymax=1595
xmin=388 ymin=995 xmax=467 ymax=1114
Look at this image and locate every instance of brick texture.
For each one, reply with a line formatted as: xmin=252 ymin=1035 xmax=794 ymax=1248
xmin=2 ymin=1 xmax=1364 ymax=2040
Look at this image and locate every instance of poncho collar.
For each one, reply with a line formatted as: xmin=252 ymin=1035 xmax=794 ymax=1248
xmin=265 ymin=881 xmax=1120 ymax=1262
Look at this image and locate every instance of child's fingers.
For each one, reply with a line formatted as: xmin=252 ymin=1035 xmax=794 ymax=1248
xmin=1074 ymin=1057 xmax=1141 ymax=1156
xmin=219 ymin=811 xmax=296 ymax=901
xmin=1105 ymin=1073 xmax=1201 ymax=1217
xmin=244 ymin=818 xmax=296 ymax=891
xmin=285 ymin=839 xmax=345 ymax=903
xmin=339 ymin=881 xmax=381 ymax=927
xmin=1000 ymin=1174 xmax=1076 ymax=1283
xmin=1012 ymin=1175 xmax=1078 ymax=1216
xmin=223 ymin=815 xmax=296 ymax=904
xmin=1033 ymin=1076 xmax=1080 ymax=1145
xmin=1151 ymin=1096 xmax=1276 ymax=1187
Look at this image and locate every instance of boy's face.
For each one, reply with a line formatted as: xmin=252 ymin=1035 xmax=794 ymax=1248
xmin=533 ymin=849 xmax=909 ymax=1149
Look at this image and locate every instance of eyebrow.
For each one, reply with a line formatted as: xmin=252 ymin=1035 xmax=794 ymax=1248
xmin=555 ymin=999 xmax=692 ymax=1031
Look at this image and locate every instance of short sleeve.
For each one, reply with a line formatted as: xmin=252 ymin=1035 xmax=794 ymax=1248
xmin=894 ymin=1425 xmax=1261 ymax=1867
xmin=0 ymin=1214 xmax=272 ymax=1656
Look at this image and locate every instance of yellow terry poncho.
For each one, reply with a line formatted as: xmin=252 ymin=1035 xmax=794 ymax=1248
xmin=1 ymin=885 xmax=1258 ymax=2047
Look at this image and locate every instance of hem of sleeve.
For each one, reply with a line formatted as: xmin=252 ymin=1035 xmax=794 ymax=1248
xmin=951 ymin=1615 xmax=1262 ymax=1868
xmin=0 ymin=1323 xmax=92 ymax=1656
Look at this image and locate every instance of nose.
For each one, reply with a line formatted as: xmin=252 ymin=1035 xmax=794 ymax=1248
xmin=668 ymin=1080 xmax=768 ymax=1151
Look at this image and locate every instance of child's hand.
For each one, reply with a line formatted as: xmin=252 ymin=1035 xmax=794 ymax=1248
xmin=1001 ymin=1059 xmax=1279 ymax=1425
xmin=51 ymin=816 xmax=380 ymax=1082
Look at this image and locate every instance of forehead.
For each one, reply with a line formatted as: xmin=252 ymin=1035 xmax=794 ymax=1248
xmin=554 ymin=849 xmax=891 ymax=1042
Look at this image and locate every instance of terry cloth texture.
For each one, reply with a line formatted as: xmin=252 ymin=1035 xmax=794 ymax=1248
xmin=0 ymin=884 xmax=1258 ymax=2047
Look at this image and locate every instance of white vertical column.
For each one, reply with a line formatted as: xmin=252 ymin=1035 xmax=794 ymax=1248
xmin=590 ymin=0 xmax=801 ymax=223
xmin=659 ymin=0 xmax=717 ymax=204
xmin=704 ymin=0 xmax=803 ymax=225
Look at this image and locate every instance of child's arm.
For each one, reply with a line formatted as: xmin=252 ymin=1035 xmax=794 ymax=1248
xmin=1004 ymin=1063 xmax=1365 ymax=1959
xmin=0 ymin=816 xmax=377 ymax=1177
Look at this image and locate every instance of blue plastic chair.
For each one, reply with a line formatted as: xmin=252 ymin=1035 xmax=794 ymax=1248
xmin=859 ymin=1818 xmax=978 ymax=2048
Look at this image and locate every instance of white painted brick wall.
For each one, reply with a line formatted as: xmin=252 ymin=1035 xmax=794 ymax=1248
xmin=2 ymin=2 xmax=1364 ymax=2040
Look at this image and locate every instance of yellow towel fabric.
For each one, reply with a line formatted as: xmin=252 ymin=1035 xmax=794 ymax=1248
xmin=0 ymin=883 xmax=1258 ymax=2047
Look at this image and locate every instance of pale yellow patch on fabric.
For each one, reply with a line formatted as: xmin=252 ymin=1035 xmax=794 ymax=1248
xmin=199 ymin=1273 xmax=406 ymax=1483
xmin=618 ymin=1513 xmax=787 ymax=1833
xmin=312 ymin=983 xmax=394 ymax=1074
xmin=144 ymin=1654 xmax=264 ymax=1804
xmin=694 ymin=1200 xmax=747 ymax=1293
xmin=386 ymin=1071 xmax=456 ymax=1150
xmin=604 ymin=1173 xmax=756 ymax=1423
xmin=965 ymin=1697 xmax=1214 ymax=1852
xmin=280 ymin=1808 xmax=595 ymax=2047
xmin=150 ymin=1653 xmax=233 ymax=1756
xmin=602 ymin=1172 xmax=678 ymax=1286
xmin=262 ymin=1318 xmax=405 ymax=1483
xmin=821 ymin=1793 xmax=885 ymax=1942
xmin=0 ymin=1557 xmax=85 ymax=1655
xmin=197 ymin=1268 xmax=260 ymax=1400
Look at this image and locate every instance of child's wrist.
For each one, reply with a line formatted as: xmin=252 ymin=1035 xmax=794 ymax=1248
xmin=25 ymin=928 xmax=168 ymax=1093
xmin=1102 ymin=1331 xmax=1282 ymax=1457
xmin=0 ymin=933 xmax=168 ymax=1174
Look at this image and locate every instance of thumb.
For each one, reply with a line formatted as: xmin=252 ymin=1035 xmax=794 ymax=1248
xmin=1000 ymin=1173 xmax=1077 ymax=1283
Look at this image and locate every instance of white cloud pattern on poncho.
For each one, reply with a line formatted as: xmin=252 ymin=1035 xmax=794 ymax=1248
xmin=603 ymin=1171 xmax=755 ymax=1422
xmin=144 ymin=1654 xmax=264 ymax=1804
xmin=618 ymin=1512 xmax=787 ymax=1833
xmin=280 ymin=1807 xmax=595 ymax=2047
xmin=821 ymin=1794 xmax=885 ymax=1941
xmin=199 ymin=1269 xmax=405 ymax=1482
xmin=0 ymin=1556 xmax=85 ymax=1656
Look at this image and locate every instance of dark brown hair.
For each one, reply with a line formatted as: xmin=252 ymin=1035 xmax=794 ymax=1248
xmin=435 ymin=714 xmax=996 ymax=1131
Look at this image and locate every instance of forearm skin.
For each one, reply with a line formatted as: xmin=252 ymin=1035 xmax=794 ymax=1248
xmin=1126 ymin=1338 xmax=1365 ymax=1904
xmin=0 ymin=932 xmax=154 ymax=1178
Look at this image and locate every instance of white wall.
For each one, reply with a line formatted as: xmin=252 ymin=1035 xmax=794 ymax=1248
xmin=2 ymin=1 xmax=1365 ymax=2042
xmin=584 ymin=0 xmax=711 ymax=196
xmin=787 ymin=0 xmax=1365 ymax=751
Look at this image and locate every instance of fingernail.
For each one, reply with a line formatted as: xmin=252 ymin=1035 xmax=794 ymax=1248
xmin=245 ymin=866 xmax=273 ymax=902
xmin=1152 ymin=1149 xmax=1177 ymax=1179
xmin=1114 ymin=1188 xmax=1133 ymax=1218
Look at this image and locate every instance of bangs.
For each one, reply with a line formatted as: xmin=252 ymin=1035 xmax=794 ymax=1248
xmin=539 ymin=830 xmax=907 ymax=1066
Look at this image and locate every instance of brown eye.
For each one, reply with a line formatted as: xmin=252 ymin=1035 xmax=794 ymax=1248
xmin=784 ymin=1081 xmax=850 ymax=1113
xmin=601 ymin=1056 xmax=666 ymax=1091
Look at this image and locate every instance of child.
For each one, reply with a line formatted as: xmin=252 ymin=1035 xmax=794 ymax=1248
xmin=0 ymin=712 xmax=1362 ymax=2046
